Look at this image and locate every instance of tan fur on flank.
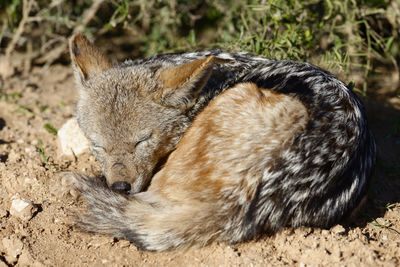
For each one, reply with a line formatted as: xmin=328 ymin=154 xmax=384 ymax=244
xmin=152 ymin=83 xmax=308 ymax=201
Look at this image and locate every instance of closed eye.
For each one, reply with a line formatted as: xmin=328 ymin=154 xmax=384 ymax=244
xmin=135 ymin=133 xmax=152 ymax=147
xmin=92 ymin=143 xmax=105 ymax=151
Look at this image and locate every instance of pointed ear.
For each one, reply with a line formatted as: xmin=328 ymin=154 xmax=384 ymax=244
xmin=157 ymin=56 xmax=217 ymax=110
xmin=69 ymin=34 xmax=111 ymax=80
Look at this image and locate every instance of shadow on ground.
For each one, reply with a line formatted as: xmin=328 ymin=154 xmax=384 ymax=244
xmin=353 ymin=97 xmax=400 ymax=227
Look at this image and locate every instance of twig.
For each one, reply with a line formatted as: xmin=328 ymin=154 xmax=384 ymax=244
xmin=0 ymin=0 xmax=35 ymax=78
xmin=37 ymin=0 xmax=106 ymax=66
xmin=0 ymin=18 xmax=7 ymax=46
xmin=5 ymin=0 xmax=35 ymax=58
xmin=74 ymin=0 xmax=106 ymax=34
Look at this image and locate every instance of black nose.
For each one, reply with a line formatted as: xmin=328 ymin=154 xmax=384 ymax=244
xmin=111 ymin=181 xmax=131 ymax=193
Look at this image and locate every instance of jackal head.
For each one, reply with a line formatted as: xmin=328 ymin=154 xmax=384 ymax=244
xmin=69 ymin=34 xmax=217 ymax=194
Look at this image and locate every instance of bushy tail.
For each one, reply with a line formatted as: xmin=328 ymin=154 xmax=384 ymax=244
xmin=64 ymin=172 xmax=225 ymax=251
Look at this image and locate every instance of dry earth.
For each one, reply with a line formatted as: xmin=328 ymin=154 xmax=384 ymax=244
xmin=0 ymin=61 xmax=399 ymax=266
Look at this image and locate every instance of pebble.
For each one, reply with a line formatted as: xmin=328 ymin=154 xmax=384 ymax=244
xmin=58 ymin=118 xmax=90 ymax=157
xmin=88 ymin=236 xmax=114 ymax=248
xmin=118 ymin=240 xmax=131 ymax=248
xmin=2 ymin=237 xmax=23 ymax=264
xmin=10 ymin=196 xmax=38 ymax=221
xmin=24 ymin=177 xmax=37 ymax=185
xmin=331 ymin=225 xmax=346 ymax=235
xmin=31 ymin=139 xmax=38 ymax=146
xmin=294 ymin=227 xmax=312 ymax=237
xmin=321 ymin=229 xmax=330 ymax=236
xmin=24 ymin=146 xmax=36 ymax=155
xmin=7 ymin=150 xmax=19 ymax=162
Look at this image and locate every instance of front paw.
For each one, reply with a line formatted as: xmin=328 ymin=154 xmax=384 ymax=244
xmin=55 ymin=172 xmax=83 ymax=200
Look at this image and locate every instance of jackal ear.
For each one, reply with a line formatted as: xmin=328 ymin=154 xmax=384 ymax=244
xmin=157 ymin=56 xmax=216 ymax=110
xmin=69 ymin=34 xmax=111 ymax=80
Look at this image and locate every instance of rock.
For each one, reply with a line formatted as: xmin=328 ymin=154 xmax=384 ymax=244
xmin=10 ymin=196 xmax=38 ymax=221
xmin=58 ymin=118 xmax=90 ymax=157
xmin=321 ymin=229 xmax=330 ymax=236
xmin=7 ymin=150 xmax=20 ymax=163
xmin=88 ymin=236 xmax=114 ymax=248
xmin=331 ymin=225 xmax=346 ymax=235
xmin=2 ymin=237 xmax=24 ymax=264
xmin=118 ymin=240 xmax=131 ymax=248
xmin=294 ymin=227 xmax=312 ymax=237
xmin=16 ymin=250 xmax=32 ymax=266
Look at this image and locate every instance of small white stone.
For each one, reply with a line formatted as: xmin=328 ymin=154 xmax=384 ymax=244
xmin=58 ymin=118 xmax=90 ymax=157
xmin=31 ymin=139 xmax=38 ymax=146
xmin=10 ymin=196 xmax=37 ymax=221
xmin=11 ymin=198 xmax=30 ymax=212
xmin=25 ymin=147 xmax=33 ymax=153
xmin=2 ymin=237 xmax=24 ymax=263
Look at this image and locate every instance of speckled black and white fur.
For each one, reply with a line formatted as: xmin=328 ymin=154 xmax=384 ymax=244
xmin=67 ymin=34 xmax=376 ymax=251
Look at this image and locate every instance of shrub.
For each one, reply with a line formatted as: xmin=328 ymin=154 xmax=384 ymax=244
xmin=1 ymin=0 xmax=399 ymax=94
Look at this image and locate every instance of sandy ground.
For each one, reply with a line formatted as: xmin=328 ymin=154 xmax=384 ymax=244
xmin=0 ymin=62 xmax=399 ymax=266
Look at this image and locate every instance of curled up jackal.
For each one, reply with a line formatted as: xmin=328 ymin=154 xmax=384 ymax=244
xmin=65 ymin=34 xmax=376 ymax=251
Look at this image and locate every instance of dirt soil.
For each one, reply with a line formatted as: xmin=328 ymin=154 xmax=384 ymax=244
xmin=0 ymin=61 xmax=399 ymax=267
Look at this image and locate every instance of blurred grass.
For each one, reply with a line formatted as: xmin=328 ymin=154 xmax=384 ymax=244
xmin=0 ymin=0 xmax=399 ymax=94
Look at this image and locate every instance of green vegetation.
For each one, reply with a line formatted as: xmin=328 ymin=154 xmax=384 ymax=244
xmin=36 ymin=137 xmax=56 ymax=169
xmin=1 ymin=0 xmax=399 ymax=94
xmin=368 ymin=218 xmax=400 ymax=234
xmin=44 ymin=123 xmax=58 ymax=135
xmin=36 ymin=138 xmax=49 ymax=164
